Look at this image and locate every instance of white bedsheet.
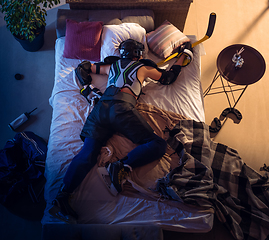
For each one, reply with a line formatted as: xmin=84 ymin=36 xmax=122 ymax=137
xmin=140 ymin=38 xmax=205 ymax=122
xmin=42 ymin=36 xmax=212 ymax=232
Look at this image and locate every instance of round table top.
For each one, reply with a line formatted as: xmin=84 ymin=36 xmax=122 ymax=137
xmin=217 ymin=44 xmax=266 ymax=85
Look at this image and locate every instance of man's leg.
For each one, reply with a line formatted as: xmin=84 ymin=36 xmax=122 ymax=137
xmin=49 ymin=137 xmax=102 ymax=223
xmin=63 ymin=137 xmax=103 ymax=192
xmin=106 ymin=102 xmax=167 ymax=194
xmin=122 ymin=133 xmax=167 ymax=168
xmin=113 ymin=103 xmax=167 ymax=168
xmin=104 ymin=133 xmax=166 ymax=194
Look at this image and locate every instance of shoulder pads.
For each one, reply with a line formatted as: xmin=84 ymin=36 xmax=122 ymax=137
xmin=94 ymin=56 xmax=121 ymax=74
xmin=104 ymin=56 xmax=121 ymax=64
xmin=139 ymin=59 xmax=159 ymax=69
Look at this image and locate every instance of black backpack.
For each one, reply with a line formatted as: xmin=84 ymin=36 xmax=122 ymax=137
xmin=0 ymin=131 xmax=47 ymax=205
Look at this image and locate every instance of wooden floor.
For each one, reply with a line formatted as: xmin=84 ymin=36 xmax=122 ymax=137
xmin=184 ymin=0 xmax=269 ymax=174
xmin=1 ymin=0 xmax=268 ymax=239
xmin=167 ymin=0 xmax=269 ymax=239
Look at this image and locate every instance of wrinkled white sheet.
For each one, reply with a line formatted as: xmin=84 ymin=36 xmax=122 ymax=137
xmin=41 ymin=36 xmax=213 ymax=232
xmin=140 ymin=37 xmax=205 ymax=122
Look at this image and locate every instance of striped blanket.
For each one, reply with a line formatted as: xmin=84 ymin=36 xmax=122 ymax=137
xmin=157 ymin=120 xmax=269 ymax=240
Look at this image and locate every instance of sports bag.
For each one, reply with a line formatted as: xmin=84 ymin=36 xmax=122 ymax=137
xmin=0 ymin=131 xmax=47 ymax=205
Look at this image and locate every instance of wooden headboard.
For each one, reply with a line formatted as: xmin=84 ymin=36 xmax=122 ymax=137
xmin=66 ymin=0 xmax=193 ymax=30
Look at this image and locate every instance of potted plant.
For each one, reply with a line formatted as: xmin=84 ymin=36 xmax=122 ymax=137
xmin=0 ymin=0 xmax=60 ymax=52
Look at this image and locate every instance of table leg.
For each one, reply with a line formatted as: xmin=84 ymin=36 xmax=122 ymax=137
xmin=203 ymin=70 xmax=221 ymax=97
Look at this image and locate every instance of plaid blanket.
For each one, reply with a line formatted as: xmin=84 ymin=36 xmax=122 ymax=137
xmin=157 ymin=120 xmax=269 ymax=240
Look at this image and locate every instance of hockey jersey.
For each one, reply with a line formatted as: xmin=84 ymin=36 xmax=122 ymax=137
xmin=107 ymin=59 xmax=144 ymax=97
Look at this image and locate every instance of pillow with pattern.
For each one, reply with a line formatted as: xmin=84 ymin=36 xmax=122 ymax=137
xmin=147 ymin=20 xmax=189 ymax=59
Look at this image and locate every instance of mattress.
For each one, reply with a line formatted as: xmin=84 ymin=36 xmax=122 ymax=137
xmin=41 ymin=20 xmax=212 ymax=232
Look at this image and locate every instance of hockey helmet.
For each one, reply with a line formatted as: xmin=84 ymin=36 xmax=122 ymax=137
xmin=119 ymin=39 xmax=144 ymax=59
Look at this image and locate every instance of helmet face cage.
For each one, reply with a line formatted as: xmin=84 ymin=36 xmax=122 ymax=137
xmin=119 ymin=39 xmax=144 ymax=59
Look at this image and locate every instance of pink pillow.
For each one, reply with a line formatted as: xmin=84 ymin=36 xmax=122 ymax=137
xmin=146 ymin=20 xmax=189 ymax=59
xmin=63 ymin=19 xmax=103 ymax=61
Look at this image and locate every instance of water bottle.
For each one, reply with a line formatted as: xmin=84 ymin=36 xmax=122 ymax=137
xmin=8 ymin=107 xmax=37 ymax=131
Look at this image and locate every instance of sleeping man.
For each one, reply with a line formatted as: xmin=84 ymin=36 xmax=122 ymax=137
xmin=49 ymin=38 xmax=193 ymax=223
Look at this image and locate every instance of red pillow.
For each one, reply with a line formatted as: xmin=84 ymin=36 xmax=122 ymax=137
xmin=63 ymin=19 xmax=103 ymax=61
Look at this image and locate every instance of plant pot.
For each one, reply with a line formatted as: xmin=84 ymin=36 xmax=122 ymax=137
xmin=14 ymin=26 xmax=45 ymax=52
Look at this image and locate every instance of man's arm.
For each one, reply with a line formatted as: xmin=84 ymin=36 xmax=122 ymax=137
xmin=91 ymin=63 xmax=111 ymax=75
xmin=75 ymin=61 xmax=111 ymax=86
xmin=137 ymin=53 xmax=186 ymax=84
xmin=138 ymin=41 xmax=193 ymax=85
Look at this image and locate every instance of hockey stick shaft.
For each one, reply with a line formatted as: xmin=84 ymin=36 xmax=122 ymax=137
xmin=157 ymin=12 xmax=216 ymax=66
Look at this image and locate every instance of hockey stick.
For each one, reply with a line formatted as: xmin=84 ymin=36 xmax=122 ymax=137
xmin=157 ymin=12 xmax=216 ymax=66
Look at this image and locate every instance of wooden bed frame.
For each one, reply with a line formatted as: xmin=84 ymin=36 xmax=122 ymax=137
xmin=41 ymin=2 xmax=224 ymax=240
xmin=66 ymin=0 xmax=193 ymax=30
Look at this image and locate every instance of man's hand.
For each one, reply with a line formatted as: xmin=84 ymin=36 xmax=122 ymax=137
xmin=177 ymin=41 xmax=193 ymax=67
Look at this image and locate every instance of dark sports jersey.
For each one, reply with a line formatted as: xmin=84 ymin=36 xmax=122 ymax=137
xmin=107 ymin=59 xmax=144 ymax=96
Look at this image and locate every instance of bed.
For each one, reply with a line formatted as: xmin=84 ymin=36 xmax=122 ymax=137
xmin=41 ymin=5 xmax=269 ymax=240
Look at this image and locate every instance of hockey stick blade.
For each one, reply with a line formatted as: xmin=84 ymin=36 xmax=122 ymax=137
xmin=192 ymin=12 xmax=216 ymax=48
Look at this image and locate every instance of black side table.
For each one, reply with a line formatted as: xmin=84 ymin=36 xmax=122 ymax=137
xmin=203 ymin=44 xmax=266 ymax=133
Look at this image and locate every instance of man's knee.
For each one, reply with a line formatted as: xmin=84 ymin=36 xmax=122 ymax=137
xmin=155 ymin=136 xmax=167 ymax=157
xmin=146 ymin=134 xmax=167 ymax=158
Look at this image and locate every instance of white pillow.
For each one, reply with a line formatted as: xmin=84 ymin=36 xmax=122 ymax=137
xmin=100 ymin=23 xmax=148 ymax=61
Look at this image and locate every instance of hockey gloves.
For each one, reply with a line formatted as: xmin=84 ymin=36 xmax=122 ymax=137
xmin=177 ymin=41 xmax=193 ymax=67
xmin=76 ymin=61 xmax=103 ymax=106
xmin=75 ymin=61 xmax=92 ymax=86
